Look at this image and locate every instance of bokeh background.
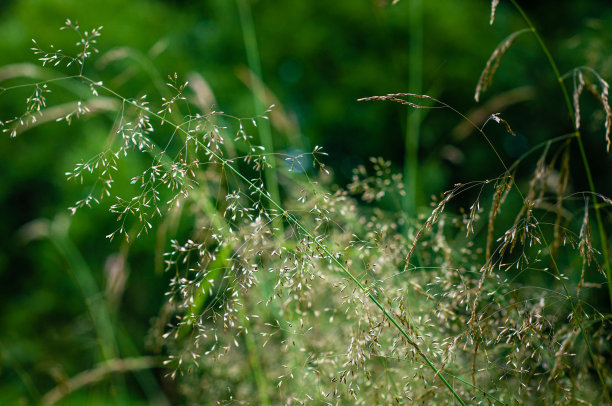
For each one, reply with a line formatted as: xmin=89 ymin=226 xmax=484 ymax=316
xmin=1 ymin=0 xmax=611 ymax=403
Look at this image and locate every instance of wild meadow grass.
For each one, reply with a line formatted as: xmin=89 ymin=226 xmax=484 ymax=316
xmin=2 ymin=1 xmax=611 ymax=404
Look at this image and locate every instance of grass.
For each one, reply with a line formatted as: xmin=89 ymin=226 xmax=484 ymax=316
xmin=1 ymin=2 xmax=611 ymax=404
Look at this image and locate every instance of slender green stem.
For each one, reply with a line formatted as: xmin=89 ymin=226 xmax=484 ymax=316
xmin=115 ymin=327 xmax=170 ymax=405
xmin=49 ymin=218 xmax=119 ymax=362
xmin=509 ymin=3 xmax=572 ymax=115
xmin=237 ymin=294 xmax=270 ymax=406
xmin=47 ymin=215 xmax=127 ymax=403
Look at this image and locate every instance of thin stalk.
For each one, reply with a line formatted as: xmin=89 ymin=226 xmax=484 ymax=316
xmin=404 ymin=0 xmax=423 ymax=217
xmin=235 ymin=0 xmax=284 ymax=239
xmin=41 ymin=357 xmax=159 ymax=406
xmin=509 ymin=0 xmax=612 ymax=310
xmin=47 ymin=215 xmax=127 ymax=403
xmin=115 ymin=327 xmax=170 ymax=406
xmin=380 ymin=357 xmax=401 ymax=400
xmin=237 ymin=294 xmax=270 ymax=406
xmin=48 ymin=219 xmax=118 ymax=360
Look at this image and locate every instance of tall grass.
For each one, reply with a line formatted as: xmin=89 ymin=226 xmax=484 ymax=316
xmin=403 ymin=0 xmax=423 ymax=218
xmin=2 ymin=2 xmax=611 ymax=404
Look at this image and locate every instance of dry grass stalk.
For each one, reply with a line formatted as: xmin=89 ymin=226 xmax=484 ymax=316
xmin=571 ymin=67 xmax=612 ymax=151
xmin=486 ymin=173 xmax=513 ymax=261
xmin=551 ymin=145 xmax=571 ymax=260
xmin=474 ymin=29 xmax=530 ymax=102
xmin=489 ymin=112 xmax=516 ymax=135
xmin=577 ymin=198 xmax=604 ymax=281
xmin=573 ymin=70 xmax=585 ymax=131
xmin=490 ymin=0 xmax=500 ymax=25
xmin=42 ymin=357 xmax=159 ymax=405
xmin=403 ymin=189 xmax=454 ymax=271
xmin=496 ymin=148 xmax=549 ymax=258
xmin=452 ymin=86 xmax=534 ymax=141
xmin=358 ymin=93 xmax=437 ymax=109
xmin=595 ymin=75 xmax=612 ymax=152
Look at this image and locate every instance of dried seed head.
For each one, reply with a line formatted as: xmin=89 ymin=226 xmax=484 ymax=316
xmin=571 ymin=67 xmax=611 ymax=152
xmin=358 ymin=93 xmax=437 ymax=109
xmin=490 ymin=0 xmax=500 ymax=25
xmin=486 ymin=174 xmax=513 ymax=261
xmin=475 ymin=29 xmax=530 ymax=102
xmin=600 ymin=77 xmax=611 ymax=152
xmin=578 ymin=199 xmax=592 ymax=265
xmin=572 ymin=70 xmax=585 ymax=131
xmin=488 ymin=113 xmax=516 ymax=135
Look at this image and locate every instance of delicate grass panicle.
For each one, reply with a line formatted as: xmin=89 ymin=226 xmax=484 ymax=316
xmin=2 ymin=2 xmax=612 ymax=405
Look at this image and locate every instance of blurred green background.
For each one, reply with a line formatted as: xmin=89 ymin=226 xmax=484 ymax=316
xmin=1 ymin=0 xmax=610 ymax=404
